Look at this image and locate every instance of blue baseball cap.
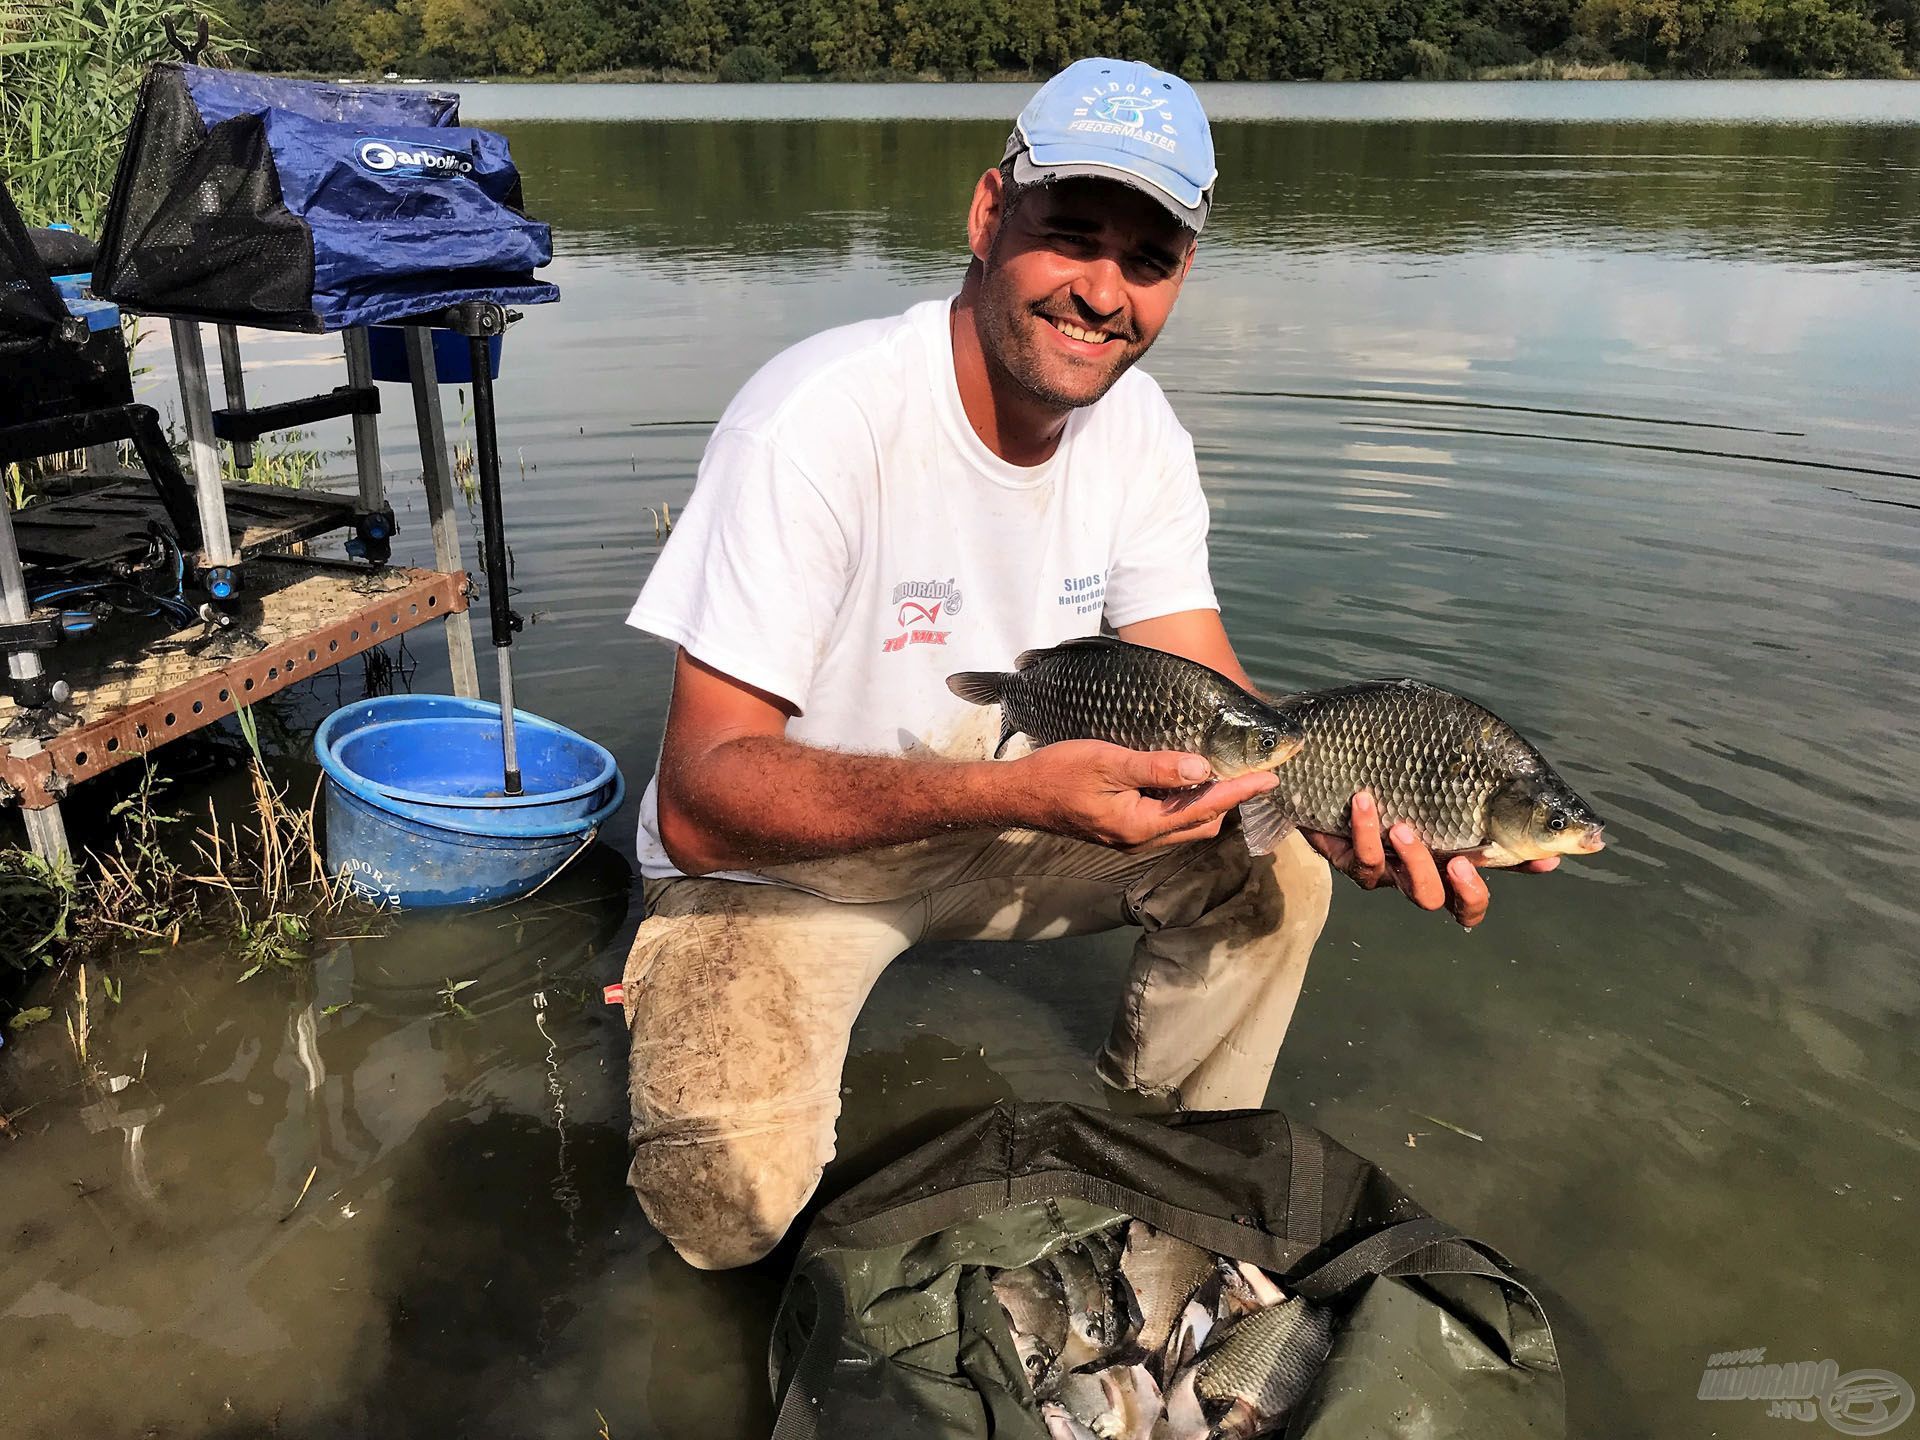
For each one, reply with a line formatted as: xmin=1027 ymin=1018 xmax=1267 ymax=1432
xmin=1004 ymin=57 xmax=1217 ymax=233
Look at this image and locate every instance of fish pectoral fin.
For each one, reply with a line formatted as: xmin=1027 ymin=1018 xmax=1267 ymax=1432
xmin=1238 ymin=792 xmax=1296 ymax=856
xmin=993 ymin=718 xmax=1018 ymax=759
xmin=1453 ymin=843 xmax=1522 ymax=869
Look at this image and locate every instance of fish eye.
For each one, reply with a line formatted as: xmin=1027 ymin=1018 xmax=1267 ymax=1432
xmin=1259 ymin=732 xmax=1277 ymax=751
xmin=1546 ymin=810 xmax=1567 ymax=831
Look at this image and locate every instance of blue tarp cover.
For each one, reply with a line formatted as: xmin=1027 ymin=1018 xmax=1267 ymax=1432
xmin=99 ymin=64 xmax=557 ymax=331
xmin=257 ymin=109 xmax=555 ymax=331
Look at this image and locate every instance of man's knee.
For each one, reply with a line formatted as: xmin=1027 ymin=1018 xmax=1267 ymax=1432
xmin=1135 ymin=828 xmax=1331 ymax=942
xmin=628 ymin=1111 xmax=833 ymax=1270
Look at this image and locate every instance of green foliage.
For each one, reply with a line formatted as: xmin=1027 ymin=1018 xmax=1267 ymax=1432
xmin=0 ymin=0 xmax=235 ymax=231
xmin=717 ymin=41 xmax=782 ymax=78
xmin=1 ymin=849 xmax=76 ymax=965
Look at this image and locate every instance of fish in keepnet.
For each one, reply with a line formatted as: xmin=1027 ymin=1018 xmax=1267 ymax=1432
xmin=1048 ymin=1245 xmax=1142 ymax=1373
xmin=1052 ymin=1365 xmax=1164 ymax=1440
xmin=947 ymin=638 xmax=1306 ymax=843
xmin=994 ymin=1264 xmax=1071 ymax=1392
xmin=1119 ymin=1222 xmax=1218 ymax=1362
xmin=1245 ymin=678 xmax=1608 ymax=863
xmin=1190 ymin=1296 xmax=1335 ymax=1439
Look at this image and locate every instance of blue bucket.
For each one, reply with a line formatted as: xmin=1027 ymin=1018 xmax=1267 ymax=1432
xmin=316 ymin=695 xmax=624 ymax=908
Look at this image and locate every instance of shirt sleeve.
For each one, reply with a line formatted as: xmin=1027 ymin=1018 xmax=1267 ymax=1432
xmin=1101 ymin=414 xmax=1219 ymax=628
xmin=625 ymin=425 xmax=852 ymax=713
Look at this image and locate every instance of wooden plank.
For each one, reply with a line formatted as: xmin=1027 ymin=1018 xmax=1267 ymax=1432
xmin=0 ymin=561 xmax=469 ymax=809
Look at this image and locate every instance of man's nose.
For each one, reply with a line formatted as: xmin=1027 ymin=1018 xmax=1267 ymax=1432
xmin=1074 ymin=256 xmax=1125 ymax=322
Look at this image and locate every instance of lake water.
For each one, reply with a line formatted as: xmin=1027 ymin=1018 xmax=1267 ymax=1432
xmin=4 ymin=81 xmax=1919 ymax=1440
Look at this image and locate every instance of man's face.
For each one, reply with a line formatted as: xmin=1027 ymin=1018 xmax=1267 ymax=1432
xmin=970 ymin=173 xmax=1196 ymax=411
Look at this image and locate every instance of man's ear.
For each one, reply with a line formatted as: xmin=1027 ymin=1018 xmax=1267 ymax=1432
xmin=967 ymin=167 xmax=1007 ymax=265
xmin=1180 ymin=239 xmax=1198 ymax=281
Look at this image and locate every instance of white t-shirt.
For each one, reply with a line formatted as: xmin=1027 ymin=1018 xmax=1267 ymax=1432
xmin=626 ymin=296 xmax=1218 ymax=881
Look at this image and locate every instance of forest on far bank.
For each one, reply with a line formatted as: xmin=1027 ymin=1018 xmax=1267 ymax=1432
xmin=229 ymin=0 xmax=1916 ymax=83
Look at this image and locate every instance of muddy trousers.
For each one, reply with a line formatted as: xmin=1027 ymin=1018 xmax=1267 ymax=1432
xmin=620 ymin=828 xmax=1331 ymax=1270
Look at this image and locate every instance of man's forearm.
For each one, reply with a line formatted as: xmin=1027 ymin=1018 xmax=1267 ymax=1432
xmin=657 ymin=733 xmax=1028 ymax=875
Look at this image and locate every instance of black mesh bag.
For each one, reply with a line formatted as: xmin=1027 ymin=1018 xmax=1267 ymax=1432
xmin=0 ymin=180 xmax=71 ymax=344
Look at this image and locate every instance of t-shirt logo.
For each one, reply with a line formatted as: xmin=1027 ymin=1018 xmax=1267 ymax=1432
xmin=883 ymin=578 xmax=962 ymax=653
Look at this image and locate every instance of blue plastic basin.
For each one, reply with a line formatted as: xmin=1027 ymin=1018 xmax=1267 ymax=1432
xmin=316 ymin=696 xmax=624 ymax=908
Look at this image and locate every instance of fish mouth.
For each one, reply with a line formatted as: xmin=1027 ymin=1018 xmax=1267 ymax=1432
xmin=1272 ymin=734 xmax=1306 ymax=765
xmin=1575 ymin=823 xmax=1606 ymax=853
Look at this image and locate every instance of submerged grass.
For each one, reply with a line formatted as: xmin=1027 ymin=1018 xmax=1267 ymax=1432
xmin=8 ymin=708 xmax=382 ymax=1005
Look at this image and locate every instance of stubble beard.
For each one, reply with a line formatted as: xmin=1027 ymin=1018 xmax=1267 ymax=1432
xmin=975 ymin=260 xmax=1144 ymax=413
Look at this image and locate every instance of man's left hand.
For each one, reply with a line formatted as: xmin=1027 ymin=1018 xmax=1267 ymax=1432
xmin=1302 ymin=789 xmax=1559 ymax=931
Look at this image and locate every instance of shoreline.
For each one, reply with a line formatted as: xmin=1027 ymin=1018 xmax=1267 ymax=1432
xmin=330 ymin=64 xmax=1911 ymax=86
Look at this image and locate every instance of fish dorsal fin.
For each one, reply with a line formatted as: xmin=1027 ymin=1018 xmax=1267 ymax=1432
xmin=1015 ymin=635 xmax=1128 ymax=670
xmin=946 ymin=670 xmax=1007 ymax=707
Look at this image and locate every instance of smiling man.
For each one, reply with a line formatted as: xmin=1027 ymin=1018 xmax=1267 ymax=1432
xmin=619 ymin=59 xmax=1542 ymax=1270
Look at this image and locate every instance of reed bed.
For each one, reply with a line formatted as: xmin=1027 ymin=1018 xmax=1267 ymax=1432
xmin=0 ymin=0 xmax=232 ymax=230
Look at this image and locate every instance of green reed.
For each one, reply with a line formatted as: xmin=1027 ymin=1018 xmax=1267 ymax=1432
xmin=0 ymin=0 xmax=233 ymax=231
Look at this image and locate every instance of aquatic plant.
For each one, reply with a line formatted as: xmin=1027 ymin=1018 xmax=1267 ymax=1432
xmin=0 ymin=848 xmax=75 ymax=962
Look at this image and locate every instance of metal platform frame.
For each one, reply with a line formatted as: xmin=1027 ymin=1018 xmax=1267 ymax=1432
xmin=2 ymin=317 xmax=484 ymax=860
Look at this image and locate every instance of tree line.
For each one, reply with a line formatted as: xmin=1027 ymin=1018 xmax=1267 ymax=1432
xmin=227 ymin=0 xmax=1915 ymax=82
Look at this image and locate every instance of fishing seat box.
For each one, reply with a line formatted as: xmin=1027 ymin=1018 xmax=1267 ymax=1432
xmin=91 ymin=63 xmax=558 ymax=333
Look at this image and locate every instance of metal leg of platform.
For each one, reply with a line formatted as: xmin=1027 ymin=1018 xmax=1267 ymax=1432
xmin=216 ymin=324 xmax=254 ymax=474
xmin=401 ymin=328 xmax=480 ymax=699
xmin=341 ymin=328 xmax=386 ymax=516
xmin=169 ymin=319 xmax=239 ymax=574
xmin=0 ymin=504 xmax=69 ymax=860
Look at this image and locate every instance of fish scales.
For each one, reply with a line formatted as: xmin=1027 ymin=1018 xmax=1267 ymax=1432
xmin=1194 ymin=1297 xmax=1334 ymax=1437
xmin=1266 ymin=679 xmax=1604 ymax=861
xmin=946 ymin=639 xmax=1305 ymax=786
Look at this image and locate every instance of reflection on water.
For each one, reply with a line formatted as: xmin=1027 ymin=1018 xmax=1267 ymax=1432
xmin=5 ymin=84 xmax=1919 ymax=1439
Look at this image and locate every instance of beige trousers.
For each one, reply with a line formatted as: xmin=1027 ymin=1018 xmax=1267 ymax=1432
xmin=620 ymin=826 xmax=1331 ymax=1269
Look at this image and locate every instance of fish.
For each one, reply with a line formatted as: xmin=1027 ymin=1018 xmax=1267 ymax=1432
xmin=1193 ymin=1296 xmax=1335 ymax=1438
xmin=946 ymin=638 xmax=1307 ymax=842
xmin=1247 ymin=678 xmax=1608 ymax=862
xmin=994 ymin=1264 xmax=1070 ymax=1394
xmin=1046 ymin=1244 xmax=1141 ymax=1377
xmin=1054 ymin=1365 xmax=1165 ymax=1440
xmin=1151 ymin=1364 xmax=1209 ymax=1440
xmin=1119 ymin=1221 xmax=1218 ymax=1362
xmin=1161 ymin=1300 xmax=1213 ymax=1379
xmin=1234 ymin=1261 xmax=1285 ymax=1308
xmin=1043 ymin=1402 xmax=1102 ymax=1440
xmin=1212 ymin=1256 xmax=1268 ymax=1322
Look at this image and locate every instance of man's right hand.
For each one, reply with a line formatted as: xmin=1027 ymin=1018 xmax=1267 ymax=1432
xmin=1010 ymin=739 xmax=1279 ymax=850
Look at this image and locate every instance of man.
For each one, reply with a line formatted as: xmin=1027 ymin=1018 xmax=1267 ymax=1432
xmin=620 ymin=58 xmax=1558 ymax=1270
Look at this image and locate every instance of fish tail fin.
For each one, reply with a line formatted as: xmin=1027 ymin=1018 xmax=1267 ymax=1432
xmin=1238 ymin=791 xmax=1297 ymax=857
xmin=946 ymin=670 xmax=1008 ymax=707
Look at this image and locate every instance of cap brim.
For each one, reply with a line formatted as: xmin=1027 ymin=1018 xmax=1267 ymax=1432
xmin=1009 ymin=146 xmax=1209 ymax=234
